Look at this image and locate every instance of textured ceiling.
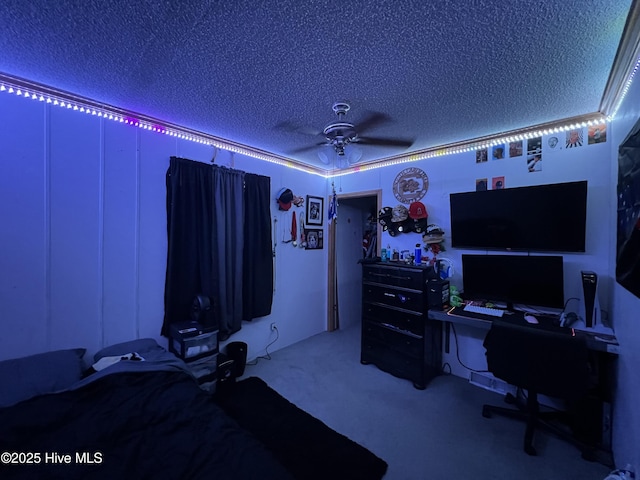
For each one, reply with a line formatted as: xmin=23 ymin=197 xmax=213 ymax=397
xmin=0 ymin=0 xmax=635 ymax=169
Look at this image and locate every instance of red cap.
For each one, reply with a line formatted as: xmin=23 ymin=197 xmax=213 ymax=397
xmin=408 ymin=201 xmax=428 ymax=219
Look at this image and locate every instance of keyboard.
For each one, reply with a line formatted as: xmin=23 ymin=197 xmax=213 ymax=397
xmin=463 ymin=304 xmax=505 ymax=317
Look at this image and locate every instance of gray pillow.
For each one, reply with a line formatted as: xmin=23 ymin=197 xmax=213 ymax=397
xmin=93 ymin=338 xmax=160 ymax=362
xmin=0 ymin=348 xmax=86 ymax=409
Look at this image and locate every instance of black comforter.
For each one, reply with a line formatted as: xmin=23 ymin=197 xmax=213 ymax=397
xmin=0 ymin=370 xmax=294 ymax=480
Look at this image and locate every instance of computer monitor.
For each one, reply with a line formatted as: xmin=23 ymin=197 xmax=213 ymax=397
xmin=461 ymin=254 xmax=565 ymax=310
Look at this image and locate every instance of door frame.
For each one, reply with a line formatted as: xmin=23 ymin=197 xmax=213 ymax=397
xmin=327 ymin=189 xmax=382 ymax=331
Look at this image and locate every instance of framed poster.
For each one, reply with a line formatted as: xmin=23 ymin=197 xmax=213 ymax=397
xmin=304 ymin=228 xmax=323 ymax=249
xmin=306 ymin=195 xmax=324 ymax=226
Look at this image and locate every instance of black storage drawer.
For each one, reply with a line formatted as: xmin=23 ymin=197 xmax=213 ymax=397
xmin=361 ymin=337 xmax=421 ymax=381
xmin=362 ymin=303 xmax=424 ymax=337
xmin=362 ymin=321 xmax=423 ymax=358
xmin=362 ymin=283 xmax=424 ymax=313
xmin=363 ymin=264 xmax=426 ymax=289
xmin=360 ymin=261 xmax=441 ymax=389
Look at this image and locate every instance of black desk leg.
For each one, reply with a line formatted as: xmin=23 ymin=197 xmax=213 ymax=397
xmin=444 ymin=322 xmax=450 ymax=354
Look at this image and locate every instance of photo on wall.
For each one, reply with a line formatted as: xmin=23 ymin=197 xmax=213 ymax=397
xmin=527 ymin=154 xmax=542 ymax=172
xmin=509 ymin=140 xmax=523 ymax=157
xmin=547 ymin=136 xmax=560 ymax=150
xmin=304 ymin=228 xmax=323 ymax=250
xmin=492 ymin=144 xmax=505 ymax=160
xmin=527 ymin=137 xmax=542 ymax=155
xmin=566 ymin=129 xmax=584 ymax=148
xmin=588 ymin=124 xmax=607 ymax=144
xmin=306 ymin=195 xmax=324 ymax=226
xmin=476 ymin=148 xmax=488 ymax=163
xmin=476 ymin=178 xmax=488 ymax=191
xmin=492 ymin=176 xmax=505 ymax=189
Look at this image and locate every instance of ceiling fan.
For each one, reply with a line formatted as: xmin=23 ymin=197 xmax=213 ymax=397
xmin=283 ymin=102 xmax=414 ymax=162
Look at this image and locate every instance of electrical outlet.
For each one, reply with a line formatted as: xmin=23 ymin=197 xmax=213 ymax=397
xmin=270 ymin=322 xmax=277 ymax=331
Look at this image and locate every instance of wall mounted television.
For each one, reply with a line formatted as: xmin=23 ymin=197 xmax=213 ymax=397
xmin=449 ymin=180 xmax=588 ymax=252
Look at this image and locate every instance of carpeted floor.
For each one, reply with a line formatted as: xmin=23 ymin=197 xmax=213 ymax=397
xmin=234 ymin=323 xmax=613 ymax=480
xmin=215 ymin=376 xmax=388 ymax=480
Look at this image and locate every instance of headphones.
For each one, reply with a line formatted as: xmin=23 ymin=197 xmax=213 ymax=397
xmin=436 ymin=257 xmax=455 ymax=280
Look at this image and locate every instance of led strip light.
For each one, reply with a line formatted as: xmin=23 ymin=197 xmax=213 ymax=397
xmin=0 ymin=73 xmax=327 ymax=178
xmin=2 ymin=55 xmax=638 ymax=179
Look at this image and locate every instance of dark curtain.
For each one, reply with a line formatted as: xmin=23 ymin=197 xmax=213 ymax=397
xmin=242 ymin=173 xmax=273 ymax=320
xmin=163 ymin=157 xmax=272 ymax=338
xmin=163 ymin=158 xmax=214 ymax=336
xmin=212 ymin=166 xmax=245 ymax=337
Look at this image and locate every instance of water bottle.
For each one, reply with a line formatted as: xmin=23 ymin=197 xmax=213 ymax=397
xmin=414 ymin=244 xmax=422 ymax=265
xmin=381 ymin=247 xmax=388 ymax=262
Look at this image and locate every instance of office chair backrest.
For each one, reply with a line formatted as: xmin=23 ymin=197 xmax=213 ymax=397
xmin=483 ymin=319 xmax=590 ymax=400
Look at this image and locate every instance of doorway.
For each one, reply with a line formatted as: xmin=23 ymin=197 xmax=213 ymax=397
xmin=327 ymin=190 xmax=381 ymax=331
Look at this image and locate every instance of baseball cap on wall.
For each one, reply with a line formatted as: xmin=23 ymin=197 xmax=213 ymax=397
xmin=276 ymin=188 xmax=294 ymax=211
xmin=408 ymin=201 xmax=428 ymax=220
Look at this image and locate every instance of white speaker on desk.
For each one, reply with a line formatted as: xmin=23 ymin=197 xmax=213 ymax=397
xmin=579 ymin=271 xmax=601 ymax=328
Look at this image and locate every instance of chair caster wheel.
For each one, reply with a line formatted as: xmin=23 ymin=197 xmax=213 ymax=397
xmin=413 ymin=382 xmax=426 ymax=390
xmin=482 ymin=406 xmax=492 ymax=418
xmin=525 ymin=445 xmax=537 ymax=456
xmin=360 ymin=360 xmax=370 ymax=365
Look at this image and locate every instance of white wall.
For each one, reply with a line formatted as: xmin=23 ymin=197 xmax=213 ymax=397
xmin=0 ymin=92 xmax=328 ymax=365
xmin=608 ymin=67 xmax=640 ymax=471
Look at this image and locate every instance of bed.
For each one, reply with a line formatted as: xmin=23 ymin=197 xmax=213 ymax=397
xmin=0 ymin=339 xmax=294 ymax=480
xmin=0 ymin=339 xmax=388 ymax=480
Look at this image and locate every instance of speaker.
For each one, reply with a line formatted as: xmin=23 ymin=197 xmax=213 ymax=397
xmin=226 ymin=341 xmax=248 ymax=378
xmin=580 ymin=271 xmax=601 ymax=328
xmin=191 ymin=294 xmax=217 ymax=328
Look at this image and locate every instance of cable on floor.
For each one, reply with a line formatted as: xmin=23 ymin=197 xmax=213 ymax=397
xmin=246 ymin=326 xmax=279 ymax=366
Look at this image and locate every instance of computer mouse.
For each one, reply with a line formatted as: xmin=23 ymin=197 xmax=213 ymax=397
xmin=524 ymin=314 xmax=539 ymax=324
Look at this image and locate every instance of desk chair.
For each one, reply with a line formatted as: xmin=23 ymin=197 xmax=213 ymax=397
xmin=482 ymin=319 xmax=593 ymax=458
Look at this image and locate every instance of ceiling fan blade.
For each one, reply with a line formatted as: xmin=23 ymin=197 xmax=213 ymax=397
xmin=356 ymin=136 xmax=414 ymax=148
xmin=274 ymin=120 xmax=322 ymax=136
xmin=356 ymin=111 xmax=391 ymax=134
xmin=288 ymin=142 xmax=330 ymax=154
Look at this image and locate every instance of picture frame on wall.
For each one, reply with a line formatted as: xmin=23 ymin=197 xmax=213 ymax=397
xmin=306 ymin=195 xmax=324 ymax=226
xmin=304 ymin=228 xmax=323 ymax=249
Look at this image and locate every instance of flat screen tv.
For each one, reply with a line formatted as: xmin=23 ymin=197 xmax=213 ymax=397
xmin=462 ymin=254 xmax=565 ymax=309
xmin=449 ymin=180 xmax=587 ymax=252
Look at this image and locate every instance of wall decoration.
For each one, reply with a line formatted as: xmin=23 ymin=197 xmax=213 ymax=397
xmin=616 ymin=117 xmax=640 ymax=298
xmin=304 ymin=228 xmax=323 ymax=250
xmin=509 ymin=140 xmax=523 ymax=157
xmin=588 ymin=125 xmax=607 ymax=144
xmin=548 ymin=136 xmax=560 ymax=150
xmin=476 ymin=178 xmax=488 ymax=191
xmin=392 ymin=167 xmax=429 ymax=203
xmin=492 ymin=176 xmax=505 ymax=189
xmin=527 ymin=137 xmax=542 ymax=155
xmin=566 ymin=129 xmax=583 ymax=148
xmin=475 ymin=148 xmax=488 ymax=163
xmin=306 ymin=195 xmax=324 ymax=226
xmin=527 ymin=154 xmax=542 ymax=172
xmin=492 ymin=144 xmax=505 ymax=160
